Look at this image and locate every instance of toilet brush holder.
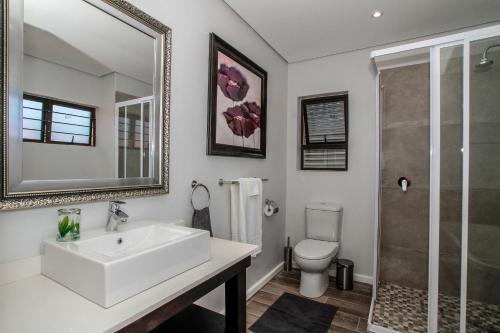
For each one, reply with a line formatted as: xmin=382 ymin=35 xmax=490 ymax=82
xmin=284 ymin=237 xmax=293 ymax=272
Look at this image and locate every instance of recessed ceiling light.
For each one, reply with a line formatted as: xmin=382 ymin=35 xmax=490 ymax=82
xmin=372 ymin=10 xmax=383 ymax=19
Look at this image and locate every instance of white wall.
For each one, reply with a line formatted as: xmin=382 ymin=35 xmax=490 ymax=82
xmin=23 ymin=55 xmax=102 ymax=106
xmin=99 ymin=73 xmax=120 ymax=176
xmin=286 ymin=49 xmax=377 ymax=279
xmin=22 ymin=55 xmax=116 ymax=179
xmin=1 ymin=0 xmax=288 ymax=313
xmin=115 ymin=72 xmax=152 ymax=98
xmin=23 ymin=142 xmax=114 ymax=180
xmin=22 ymin=57 xmax=155 ymax=180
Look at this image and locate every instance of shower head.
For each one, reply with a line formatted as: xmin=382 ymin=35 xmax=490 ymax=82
xmin=475 ymin=44 xmax=500 ymax=70
xmin=476 ymin=56 xmax=493 ymax=69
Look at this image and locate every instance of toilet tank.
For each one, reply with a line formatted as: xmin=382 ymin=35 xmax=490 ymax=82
xmin=306 ymin=203 xmax=343 ymax=242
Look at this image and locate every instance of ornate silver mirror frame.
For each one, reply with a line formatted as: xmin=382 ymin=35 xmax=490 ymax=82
xmin=0 ymin=0 xmax=171 ymax=210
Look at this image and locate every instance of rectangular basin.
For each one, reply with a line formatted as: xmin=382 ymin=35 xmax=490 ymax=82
xmin=42 ymin=221 xmax=211 ymax=308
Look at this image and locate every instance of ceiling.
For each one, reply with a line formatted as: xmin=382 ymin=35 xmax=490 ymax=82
xmin=224 ymin=0 xmax=500 ymax=63
xmin=24 ymin=24 xmax=112 ymax=78
xmin=24 ymin=0 xmax=154 ymax=84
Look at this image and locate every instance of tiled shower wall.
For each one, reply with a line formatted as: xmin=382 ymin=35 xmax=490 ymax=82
xmin=379 ymin=52 xmax=500 ymax=305
xmin=380 ymin=63 xmax=430 ymax=291
xmin=467 ymin=49 xmax=500 ymax=305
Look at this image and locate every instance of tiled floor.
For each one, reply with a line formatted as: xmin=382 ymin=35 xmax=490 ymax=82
xmin=246 ymin=269 xmax=372 ymax=333
xmin=372 ymin=283 xmax=500 ymax=333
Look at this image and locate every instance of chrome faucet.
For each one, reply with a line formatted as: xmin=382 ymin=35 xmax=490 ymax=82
xmin=105 ymin=201 xmax=129 ymax=232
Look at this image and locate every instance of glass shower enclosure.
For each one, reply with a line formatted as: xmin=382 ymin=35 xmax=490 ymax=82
xmin=115 ymin=96 xmax=154 ymax=178
xmin=370 ymin=25 xmax=500 ymax=333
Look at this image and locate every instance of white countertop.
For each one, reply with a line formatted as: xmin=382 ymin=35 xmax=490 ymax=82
xmin=0 ymin=238 xmax=257 ymax=333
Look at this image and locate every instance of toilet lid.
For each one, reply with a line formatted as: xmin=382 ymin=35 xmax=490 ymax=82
xmin=294 ymin=239 xmax=339 ymax=260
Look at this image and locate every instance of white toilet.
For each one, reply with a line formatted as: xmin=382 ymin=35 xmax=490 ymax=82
xmin=294 ymin=202 xmax=342 ymax=298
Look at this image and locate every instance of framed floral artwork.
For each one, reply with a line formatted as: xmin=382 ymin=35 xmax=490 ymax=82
xmin=207 ymin=33 xmax=267 ymax=158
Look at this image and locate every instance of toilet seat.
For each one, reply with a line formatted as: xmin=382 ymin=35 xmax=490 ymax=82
xmin=294 ymin=239 xmax=339 ymax=260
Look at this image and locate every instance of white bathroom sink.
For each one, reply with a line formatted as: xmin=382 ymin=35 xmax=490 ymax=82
xmin=42 ymin=220 xmax=211 ymax=308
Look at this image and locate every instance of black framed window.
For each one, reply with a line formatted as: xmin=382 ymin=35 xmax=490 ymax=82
xmin=300 ymin=93 xmax=348 ymax=170
xmin=22 ymin=94 xmax=96 ymax=146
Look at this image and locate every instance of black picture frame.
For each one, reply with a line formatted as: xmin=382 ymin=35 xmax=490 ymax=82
xmin=207 ymin=33 xmax=267 ymax=158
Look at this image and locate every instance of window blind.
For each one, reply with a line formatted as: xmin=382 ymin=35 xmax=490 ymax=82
xmin=302 ymin=148 xmax=347 ymax=169
xmin=305 ymin=101 xmax=346 ymax=143
xmin=301 ymin=93 xmax=348 ymax=171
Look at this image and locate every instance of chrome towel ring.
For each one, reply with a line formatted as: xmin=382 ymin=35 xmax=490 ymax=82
xmin=191 ymin=180 xmax=210 ymax=210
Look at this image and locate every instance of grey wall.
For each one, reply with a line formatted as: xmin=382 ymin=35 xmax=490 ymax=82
xmin=0 ymin=0 xmax=288 ymax=312
xmin=286 ymin=49 xmax=376 ymax=279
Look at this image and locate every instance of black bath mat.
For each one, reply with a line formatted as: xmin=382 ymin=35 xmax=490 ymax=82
xmin=250 ymin=292 xmax=337 ymax=333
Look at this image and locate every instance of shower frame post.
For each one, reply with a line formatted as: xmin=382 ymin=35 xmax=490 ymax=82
xmin=428 ymin=44 xmax=442 ymax=333
xmin=459 ymin=39 xmax=470 ymax=333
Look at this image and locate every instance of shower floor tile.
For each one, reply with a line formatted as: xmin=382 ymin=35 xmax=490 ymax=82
xmin=371 ymin=283 xmax=500 ymax=333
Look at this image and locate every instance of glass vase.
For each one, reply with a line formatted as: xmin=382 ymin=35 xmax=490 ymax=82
xmin=57 ymin=208 xmax=81 ymax=242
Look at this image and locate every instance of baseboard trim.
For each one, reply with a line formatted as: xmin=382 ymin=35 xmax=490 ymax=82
xmin=295 ymin=261 xmax=373 ymax=285
xmin=246 ymin=261 xmax=284 ymax=300
xmin=292 ymin=261 xmax=374 ymax=285
xmin=352 ymin=273 xmax=373 ymax=285
xmin=327 ymin=267 xmax=373 ymax=285
xmin=328 ymin=270 xmax=373 ymax=285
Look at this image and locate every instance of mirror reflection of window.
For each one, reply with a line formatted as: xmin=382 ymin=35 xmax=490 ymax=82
xmin=22 ymin=95 xmax=95 ymax=146
xmin=22 ymin=99 xmax=43 ymax=141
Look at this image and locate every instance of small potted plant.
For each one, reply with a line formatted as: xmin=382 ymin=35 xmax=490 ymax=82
xmin=57 ymin=208 xmax=81 ymax=241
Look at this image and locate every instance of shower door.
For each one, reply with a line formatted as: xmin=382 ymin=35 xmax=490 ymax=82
xmin=371 ymin=24 xmax=500 ymax=333
xmin=436 ymin=43 xmax=464 ymax=333
xmin=433 ymin=36 xmax=500 ymax=333
xmin=116 ymin=97 xmax=153 ymax=178
xmin=466 ymin=36 xmax=500 ymax=331
xmin=374 ymin=49 xmax=431 ymax=333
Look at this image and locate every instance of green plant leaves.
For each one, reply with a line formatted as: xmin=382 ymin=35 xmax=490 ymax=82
xmin=58 ymin=216 xmax=69 ymax=237
xmin=58 ymin=216 xmax=79 ymax=238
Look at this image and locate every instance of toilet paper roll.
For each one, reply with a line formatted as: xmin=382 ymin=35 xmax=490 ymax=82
xmin=264 ymin=202 xmax=279 ymax=217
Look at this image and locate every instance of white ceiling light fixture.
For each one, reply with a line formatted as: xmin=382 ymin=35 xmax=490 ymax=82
xmin=372 ymin=10 xmax=383 ymax=19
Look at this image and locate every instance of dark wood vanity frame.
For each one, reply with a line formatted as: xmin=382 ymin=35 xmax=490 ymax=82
xmin=117 ymin=256 xmax=251 ymax=333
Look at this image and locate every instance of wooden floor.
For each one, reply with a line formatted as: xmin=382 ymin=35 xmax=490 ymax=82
xmin=246 ymin=269 xmax=372 ymax=333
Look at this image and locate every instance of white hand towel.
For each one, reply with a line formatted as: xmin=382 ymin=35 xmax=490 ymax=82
xmin=229 ymin=178 xmax=263 ymax=256
xmin=230 ymin=183 xmax=241 ymax=242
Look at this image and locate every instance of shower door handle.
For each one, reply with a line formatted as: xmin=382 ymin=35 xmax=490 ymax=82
xmin=398 ymin=177 xmax=411 ymax=192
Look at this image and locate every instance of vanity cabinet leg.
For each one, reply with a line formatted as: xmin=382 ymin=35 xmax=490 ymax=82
xmin=225 ymin=270 xmax=246 ymax=333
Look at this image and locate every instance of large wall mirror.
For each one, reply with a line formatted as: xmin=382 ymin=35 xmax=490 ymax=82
xmin=0 ymin=0 xmax=171 ymax=210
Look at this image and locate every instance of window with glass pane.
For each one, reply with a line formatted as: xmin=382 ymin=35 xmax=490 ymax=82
xmin=22 ymin=98 xmax=44 ymax=141
xmin=300 ymin=93 xmax=348 ymax=170
xmin=22 ymin=94 xmax=95 ymax=146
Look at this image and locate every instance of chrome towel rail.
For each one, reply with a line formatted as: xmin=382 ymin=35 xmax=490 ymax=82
xmin=218 ymin=178 xmax=269 ymax=186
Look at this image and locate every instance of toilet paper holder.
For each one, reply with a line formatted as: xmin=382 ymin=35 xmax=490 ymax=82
xmin=264 ymin=199 xmax=279 ymax=216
